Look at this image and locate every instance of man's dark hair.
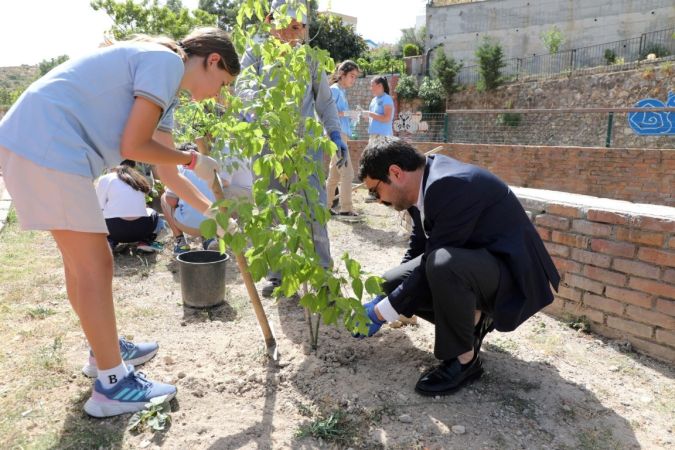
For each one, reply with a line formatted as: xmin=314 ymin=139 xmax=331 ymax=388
xmin=358 ymin=136 xmax=426 ymax=182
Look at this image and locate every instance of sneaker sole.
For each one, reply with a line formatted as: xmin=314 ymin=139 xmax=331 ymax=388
xmin=81 ymin=348 xmax=160 ymax=378
xmin=84 ymin=389 xmax=176 ymax=418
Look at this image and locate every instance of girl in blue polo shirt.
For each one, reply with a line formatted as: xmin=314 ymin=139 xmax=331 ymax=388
xmin=0 ymin=27 xmax=240 ymax=418
xmin=366 ymin=76 xmax=395 ymax=139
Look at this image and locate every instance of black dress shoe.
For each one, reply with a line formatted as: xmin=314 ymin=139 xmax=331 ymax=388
xmin=415 ymin=357 xmax=484 ymax=396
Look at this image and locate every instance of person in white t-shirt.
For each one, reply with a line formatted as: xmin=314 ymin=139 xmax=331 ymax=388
xmin=95 ymin=160 xmax=166 ymax=253
xmin=161 ymin=143 xmax=252 ymax=254
xmin=0 ymin=27 xmax=240 ymax=418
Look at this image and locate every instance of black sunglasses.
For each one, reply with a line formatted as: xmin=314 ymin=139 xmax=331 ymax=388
xmin=368 ymin=179 xmax=382 ymax=200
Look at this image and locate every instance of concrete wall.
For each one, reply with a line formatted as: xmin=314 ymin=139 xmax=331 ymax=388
xmin=427 ymin=0 xmax=675 ymax=66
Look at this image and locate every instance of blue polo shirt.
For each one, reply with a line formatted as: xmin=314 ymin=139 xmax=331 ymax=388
xmin=329 ymin=83 xmax=351 ymax=135
xmin=0 ymin=42 xmax=183 ymax=178
xmin=368 ymin=93 xmax=394 ymax=136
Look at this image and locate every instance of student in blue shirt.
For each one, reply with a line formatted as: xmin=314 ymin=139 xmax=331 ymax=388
xmin=0 ymin=27 xmax=240 ymax=418
xmin=326 ymin=60 xmax=362 ymax=222
xmin=365 ymin=76 xmax=395 ymax=139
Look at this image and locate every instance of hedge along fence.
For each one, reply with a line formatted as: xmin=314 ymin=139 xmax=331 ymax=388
xmin=516 ymin=188 xmax=675 ymax=363
xmin=345 ymin=141 xmax=675 ymax=207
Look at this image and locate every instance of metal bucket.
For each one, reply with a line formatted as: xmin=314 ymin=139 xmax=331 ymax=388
xmin=177 ymin=250 xmax=229 ymax=308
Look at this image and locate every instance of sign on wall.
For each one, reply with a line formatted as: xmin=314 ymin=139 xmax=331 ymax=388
xmin=393 ymin=112 xmax=429 ymax=134
xmin=628 ymin=92 xmax=675 ymax=136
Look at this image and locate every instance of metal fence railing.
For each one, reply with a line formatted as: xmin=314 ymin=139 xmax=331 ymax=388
xmin=377 ymin=108 xmax=675 ymax=149
xmin=457 ymin=27 xmax=675 ymax=85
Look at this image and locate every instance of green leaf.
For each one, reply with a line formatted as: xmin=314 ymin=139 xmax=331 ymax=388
xmin=365 ymin=276 xmax=384 ymax=296
xmin=351 ymin=278 xmax=363 ymax=301
xmin=345 ymin=258 xmax=361 ymax=279
xmin=322 ymin=307 xmax=338 ymax=325
xmin=200 ymin=218 xmax=217 ymax=239
xmin=230 ymin=233 xmax=247 ymax=254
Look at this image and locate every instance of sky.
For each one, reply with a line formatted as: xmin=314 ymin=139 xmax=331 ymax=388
xmin=0 ymin=0 xmax=427 ymax=67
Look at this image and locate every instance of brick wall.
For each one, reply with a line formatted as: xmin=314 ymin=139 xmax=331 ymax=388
xmin=515 ymin=188 xmax=675 ymax=362
xmin=346 ymin=141 xmax=675 ymax=207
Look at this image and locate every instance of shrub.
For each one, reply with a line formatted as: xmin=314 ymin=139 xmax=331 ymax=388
xmin=403 ymin=43 xmax=421 ymax=57
xmin=541 ymin=26 xmax=565 ymax=54
xmin=395 ymin=74 xmax=418 ymax=100
xmin=603 ymin=49 xmax=617 ymax=65
xmin=431 ymin=51 xmax=463 ymax=98
xmin=475 ymin=37 xmax=506 ymax=91
xmin=497 ymin=112 xmax=522 ymax=127
xmin=418 ymin=77 xmax=445 ymax=113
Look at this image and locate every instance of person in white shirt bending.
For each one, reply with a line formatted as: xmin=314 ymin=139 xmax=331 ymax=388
xmin=95 ymin=160 xmax=166 ymax=253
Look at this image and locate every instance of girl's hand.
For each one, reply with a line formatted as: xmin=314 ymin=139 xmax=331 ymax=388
xmin=188 ymin=152 xmax=220 ymax=181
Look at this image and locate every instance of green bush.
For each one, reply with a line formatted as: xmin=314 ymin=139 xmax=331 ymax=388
xmin=603 ymin=49 xmax=617 ymax=65
xmin=418 ymin=77 xmax=445 ymax=113
xmin=497 ymin=112 xmax=522 ymax=127
xmin=541 ymin=26 xmax=565 ymax=54
xmin=475 ymin=37 xmax=506 ymax=91
xmin=431 ymin=51 xmax=463 ymax=98
xmin=395 ymin=74 xmax=418 ymax=100
xmin=403 ymin=43 xmax=421 ymax=57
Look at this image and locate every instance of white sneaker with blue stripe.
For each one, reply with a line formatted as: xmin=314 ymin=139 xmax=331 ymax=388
xmin=84 ymin=369 xmax=177 ymax=418
xmin=82 ymin=338 xmax=159 ymax=378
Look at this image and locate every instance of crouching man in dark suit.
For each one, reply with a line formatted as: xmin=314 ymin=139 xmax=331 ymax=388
xmin=357 ymin=137 xmax=560 ymax=396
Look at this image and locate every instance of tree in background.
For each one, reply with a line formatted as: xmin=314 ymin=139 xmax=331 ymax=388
xmin=397 ymin=26 xmax=426 ymax=56
xmin=431 ymin=51 xmax=462 ymax=98
xmin=197 ymin=0 xmax=254 ymax=30
xmin=475 ymin=37 xmax=505 ymax=91
xmin=357 ymin=46 xmax=405 ymax=76
xmin=91 ymin=0 xmax=216 ymax=40
xmin=308 ymin=14 xmax=367 ymax=62
xmin=38 ymin=55 xmax=70 ymax=76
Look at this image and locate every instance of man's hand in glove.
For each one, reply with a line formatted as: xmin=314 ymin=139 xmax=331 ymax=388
xmin=353 ymin=295 xmax=386 ymax=338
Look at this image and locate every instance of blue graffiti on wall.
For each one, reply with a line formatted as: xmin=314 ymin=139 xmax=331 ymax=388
xmin=627 ymin=92 xmax=675 ymax=136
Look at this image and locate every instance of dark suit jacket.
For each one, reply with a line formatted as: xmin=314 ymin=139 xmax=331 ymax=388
xmin=388 ymin=155 xmax=560 ymax=332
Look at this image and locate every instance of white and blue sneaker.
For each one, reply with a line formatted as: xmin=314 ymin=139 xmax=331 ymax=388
xmin=84 ymin=369 xmax=177 ymax=418
xmin=82 ymin=338 xmax=159 ymax=378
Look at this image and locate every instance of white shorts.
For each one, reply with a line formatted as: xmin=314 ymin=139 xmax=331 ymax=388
xmin=0 ymin=145 xmax=108 ymax=233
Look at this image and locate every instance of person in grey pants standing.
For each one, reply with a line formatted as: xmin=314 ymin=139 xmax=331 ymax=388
xmin=235 ymin=0 xmax=347 ymax=297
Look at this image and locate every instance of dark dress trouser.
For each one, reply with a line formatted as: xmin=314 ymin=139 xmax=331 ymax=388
xmin=382 ymin=247 xmax=501 ymax=361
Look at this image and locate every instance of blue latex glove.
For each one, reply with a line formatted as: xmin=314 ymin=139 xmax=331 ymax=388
xmin=329 ymin=130 xmax=348 ymax=168
xmin=353 ymin=295 xmax=386 ymax=338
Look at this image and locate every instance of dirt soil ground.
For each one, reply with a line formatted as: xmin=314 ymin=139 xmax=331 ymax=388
xmin=0 ymin=191 xmax=673 ymax=449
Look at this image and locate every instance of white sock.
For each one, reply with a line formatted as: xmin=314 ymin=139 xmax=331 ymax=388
xmin=98 ymin=362 xmax=129 ymax=389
